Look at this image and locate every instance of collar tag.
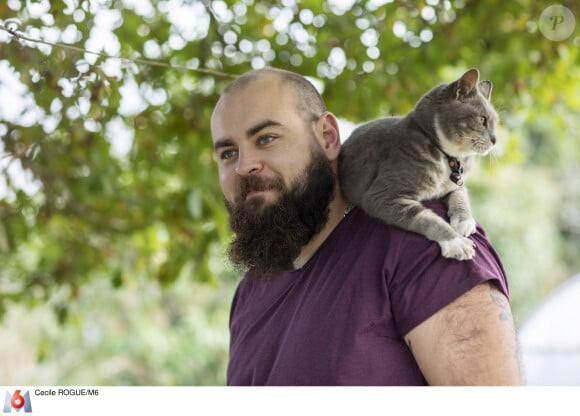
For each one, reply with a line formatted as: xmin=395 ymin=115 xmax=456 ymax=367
xmin=448 ymin=157 xmax=464 ymax=186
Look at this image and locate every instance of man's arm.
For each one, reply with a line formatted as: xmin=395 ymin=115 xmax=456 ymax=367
xmin=404 ymin=281 xmax=523 ymax=385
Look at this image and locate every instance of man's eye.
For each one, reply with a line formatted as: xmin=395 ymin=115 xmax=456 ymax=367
xmin=258 ymin=134 xmax=275 ymax=145
xmin=220 ymin=149 xmax=238 ymax=161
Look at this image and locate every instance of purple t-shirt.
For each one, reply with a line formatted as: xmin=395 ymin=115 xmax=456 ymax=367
xmin=227 ymin=202 xmax=509 ymax=385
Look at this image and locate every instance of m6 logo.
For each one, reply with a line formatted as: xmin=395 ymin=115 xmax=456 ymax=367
xmin=3 ymin=391 xmax=32 ymax=413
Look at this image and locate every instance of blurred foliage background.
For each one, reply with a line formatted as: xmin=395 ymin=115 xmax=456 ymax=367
xmin=0 ymin=0 xmax=578 ymax=385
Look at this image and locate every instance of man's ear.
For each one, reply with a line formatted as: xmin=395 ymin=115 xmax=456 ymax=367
xmin=316 ymin=112 xmax=342 ymax=161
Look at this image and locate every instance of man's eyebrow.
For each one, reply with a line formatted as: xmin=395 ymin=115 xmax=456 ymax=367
xmin=246 ymin=119 xmax=282 ymax=137
xmin=214 ymin=138 xmax=234 ymax=152
xmin=213 ymin=119 xmax=283 ymax=153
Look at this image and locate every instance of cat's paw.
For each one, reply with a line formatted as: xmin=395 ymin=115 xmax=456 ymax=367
xmin=439 ymin=236 xmax=475 ymax=261
xmin=451 ymin=216 xmax=477 ymax=237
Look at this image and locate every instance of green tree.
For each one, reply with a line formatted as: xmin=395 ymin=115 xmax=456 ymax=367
xmin=1 ymin=0 xmax=579 ymax=384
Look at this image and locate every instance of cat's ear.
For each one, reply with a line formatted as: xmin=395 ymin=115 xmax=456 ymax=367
xmin=478 ymin=80 xmax=493 ymax=100
xmin=455 ymin=68 xmax=480 ymax=100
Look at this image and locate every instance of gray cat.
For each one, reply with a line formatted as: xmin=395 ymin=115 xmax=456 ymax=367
xmin=338 ymin=69 xmax=497 ymax=260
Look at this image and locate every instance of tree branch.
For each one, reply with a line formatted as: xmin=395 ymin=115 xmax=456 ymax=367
xmin=0 ymin=23 xmax=237 ymax=79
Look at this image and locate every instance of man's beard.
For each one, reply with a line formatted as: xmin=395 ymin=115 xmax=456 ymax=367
xmin=224 ymin=146 xmax=336 ymax=280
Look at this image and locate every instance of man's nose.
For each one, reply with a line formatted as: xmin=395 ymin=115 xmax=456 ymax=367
xmin=234 ymin=150 xmax=263 ymax=176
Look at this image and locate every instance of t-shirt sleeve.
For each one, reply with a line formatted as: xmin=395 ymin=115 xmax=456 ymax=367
xmin=385 ymin=201 xmax=510 ymax=337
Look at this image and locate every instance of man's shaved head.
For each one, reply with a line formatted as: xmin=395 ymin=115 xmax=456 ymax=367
xmin=219 ymin=67 xmax=326 ymax=122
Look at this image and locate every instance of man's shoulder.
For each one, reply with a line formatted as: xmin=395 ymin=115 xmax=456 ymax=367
xmin=342 ymin=200 xmax=470 ymax=265
xmin=333 ymin=205 xmax=439 ymax=267
xmin=343 ymin=206 xmax=395 ymax=240
xmin=346 ymin=201 xmax=449 ymax=242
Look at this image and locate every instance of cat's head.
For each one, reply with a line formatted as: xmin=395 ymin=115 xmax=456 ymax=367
xmin=417 ymin=69 xmax=498 ymax=158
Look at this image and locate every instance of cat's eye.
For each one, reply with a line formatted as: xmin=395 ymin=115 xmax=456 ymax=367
xmin=480 ymin=116 xmax=488 ymax=127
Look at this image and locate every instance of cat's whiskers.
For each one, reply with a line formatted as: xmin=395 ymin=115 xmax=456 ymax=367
xmin=487 ymin=151 xmax=499 ymax=173
xmin=467 ymin=136 xmax=488 ymax=154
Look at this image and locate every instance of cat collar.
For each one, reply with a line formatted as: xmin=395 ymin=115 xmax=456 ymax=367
xmin=447 ymin=156 xmax=464 ymax=186
xmin=408 ymin=117 xmax=465 ymax=186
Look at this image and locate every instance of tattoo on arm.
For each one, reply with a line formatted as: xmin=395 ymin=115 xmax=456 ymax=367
xmin=488 ymin=283 xmax=522 ymax=375
xmin=488 ymin=284 xmax=511 ymax=321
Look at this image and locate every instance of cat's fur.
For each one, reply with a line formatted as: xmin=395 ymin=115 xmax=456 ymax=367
xmin=338 ymin=69 xmax=497 ymax=260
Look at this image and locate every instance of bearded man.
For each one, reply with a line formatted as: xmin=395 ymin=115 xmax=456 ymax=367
xmin=210 ymin=67 xmax=522 ymax=385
